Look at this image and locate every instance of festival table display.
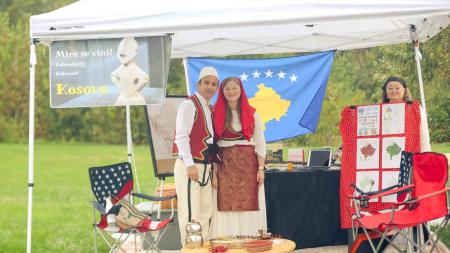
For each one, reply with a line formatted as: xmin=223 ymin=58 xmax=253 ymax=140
xmin=182 ymin=238 xmax=295 ymax=253
xmin=210 ymin=236 xmax=262 ymax=249
xmin=339 ymin=101 xmax=421 ymax=228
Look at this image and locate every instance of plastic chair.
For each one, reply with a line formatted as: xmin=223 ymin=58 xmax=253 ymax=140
xmin=349 ymin=152 xmax=449 ymax=252
xmin=89 ymin=162 xmax=176 ymax=253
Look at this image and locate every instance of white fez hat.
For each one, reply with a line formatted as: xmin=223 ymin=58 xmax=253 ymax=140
xmin=198 ymin=66 xmax=219 ymax=81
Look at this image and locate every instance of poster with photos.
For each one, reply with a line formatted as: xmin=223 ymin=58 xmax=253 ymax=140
xmin=357 ymin=138 xmax=379 ymax=169
xmin=356 ymin=171 xmax=379 ymax=202
xmin=381 ymin=171 xmax=400 ymax=202
xmin=382 ymin=137 xmax=405 ymax=168
xmin=382 ymin=103 xmax=405 ymax=135
xmin=341 ymin=101 xmax=421 ymax=229
xmin=357 ymin=105 xmax=380 ymax=136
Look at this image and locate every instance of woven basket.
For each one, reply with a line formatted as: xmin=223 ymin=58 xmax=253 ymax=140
xmin=156 ymin=184 xmax=177 ymax=209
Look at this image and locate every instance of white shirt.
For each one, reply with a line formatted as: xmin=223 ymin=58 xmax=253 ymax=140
xmin=174 ymin=92 xmax=214 ymax=167
xmin=217 ymin=111 xmax=267 ymax=157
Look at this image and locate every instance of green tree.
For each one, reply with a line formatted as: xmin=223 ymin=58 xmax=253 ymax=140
xmin=0 ymin=0 xmax=448 ymax=145
xmin=287 ymin=28 xmax=449 ymax=147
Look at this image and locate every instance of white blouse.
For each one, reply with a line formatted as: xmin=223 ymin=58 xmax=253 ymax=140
xmin=419 ymin=106 xmax=431 ymax=152
xmin=217 ymin=110 xmax=267 ymax=158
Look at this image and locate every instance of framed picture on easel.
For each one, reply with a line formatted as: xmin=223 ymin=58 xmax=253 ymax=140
xmin=145 ymin=95 xmax=187 ymax=178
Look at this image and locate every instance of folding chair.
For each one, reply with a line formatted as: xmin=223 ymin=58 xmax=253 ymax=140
xmin=348 ymin=152 xmax=413 ymax=252
xmin=349 ymin=152 xmax=449 ymax=253
xmin=89 ymin=162 xmax=176 ymax=253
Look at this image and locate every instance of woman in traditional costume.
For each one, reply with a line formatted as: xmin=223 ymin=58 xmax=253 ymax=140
xmin=210 ymin=77 xmax=267 ymax=237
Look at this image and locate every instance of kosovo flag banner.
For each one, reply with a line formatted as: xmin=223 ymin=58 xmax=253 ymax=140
xmin=185 ymin=51 xmax=334 ymax=142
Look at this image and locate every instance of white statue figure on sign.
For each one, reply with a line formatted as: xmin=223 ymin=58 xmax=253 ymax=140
xmin=111 ymin=37 xmax=148 ymax=106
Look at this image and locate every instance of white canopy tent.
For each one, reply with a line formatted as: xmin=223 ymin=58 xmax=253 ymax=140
xmin=29 ymin=0 xmax=450 ymax=252
xmin=31 ymin=0 xmax=450 ymax=57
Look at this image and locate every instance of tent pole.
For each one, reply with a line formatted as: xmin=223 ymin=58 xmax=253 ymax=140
xmin=410 ymin=25 xmax=427 ymax=112
xmin=414 ymin=42 xmax=427 ymax=112
xmin=410 ymin=25 xmax=431 ymax=151
xmin=413 ymin=40 xmax=427 ymax=248
xmin=126 ymin=105 xmax=132 ymax=165
xmin=182 ymin=58 xmax=191 ymax=95
xmin=125 ymin=105 xmax=141 ymax=197
xmin=27 ymin=40 xmax=37 ymax=253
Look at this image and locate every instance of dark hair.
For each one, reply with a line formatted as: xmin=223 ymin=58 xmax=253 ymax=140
xmin=381 ymin=76 xmax=412 ymax=103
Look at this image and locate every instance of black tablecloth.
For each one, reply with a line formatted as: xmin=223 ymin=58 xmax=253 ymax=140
xmin=264 ymin=168 xmax=348 ymax=249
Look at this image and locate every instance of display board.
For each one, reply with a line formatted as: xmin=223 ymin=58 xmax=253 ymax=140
xmin=50 ymin=36 xmax=171 ymax=108
xmin=145 ymin=96 xmax=186 ymax=177
xmin=339 ymin=101 xmax=421 ymax=228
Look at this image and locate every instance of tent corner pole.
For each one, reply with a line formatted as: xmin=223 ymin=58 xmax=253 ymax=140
xmin=410 ymin=25 xmax=427 ymax=112
xmin=414 ymin=42 xmax=427 ymax=112
xmin=410 ymin=26 xmax=431 ymax=154
xmin=182 ymin=58 xmax=191 ymax=95
xmin=126 ymin=105 xmax=132 ymax=165
xmin=125 ymin=105 xmax=141 ymax=197
xmin=27 ymin=38 xmax=38 ymax=253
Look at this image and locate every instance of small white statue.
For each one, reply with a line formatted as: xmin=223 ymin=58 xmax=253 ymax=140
xmin=111 ymin=37 xmax=149 ymax=106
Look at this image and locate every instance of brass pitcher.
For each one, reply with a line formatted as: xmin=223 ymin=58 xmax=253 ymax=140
xmin=185 ymin=221 xmax=203 ymax=248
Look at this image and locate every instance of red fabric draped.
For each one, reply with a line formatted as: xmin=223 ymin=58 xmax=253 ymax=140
xmin=214 ymin=78 xmax=255 ymax=141
xmin=339 ymin=101 xmax=421 ymax=228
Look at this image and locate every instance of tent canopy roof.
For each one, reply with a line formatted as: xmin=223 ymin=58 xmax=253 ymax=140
xmin=30 ymin=0 xmax=450 ymax=57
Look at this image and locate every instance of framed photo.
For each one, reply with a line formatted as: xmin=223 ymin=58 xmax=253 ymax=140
xmin=145 ymin=95 xmax=186 ymax=177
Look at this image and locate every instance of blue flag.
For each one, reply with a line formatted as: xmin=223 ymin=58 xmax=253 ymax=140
xmin=186 ymin=51 xmax=334 ymax=142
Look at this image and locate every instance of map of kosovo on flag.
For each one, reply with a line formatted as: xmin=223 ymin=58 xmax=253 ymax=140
xmin=185 ymin=51 xmax=334 ymax=142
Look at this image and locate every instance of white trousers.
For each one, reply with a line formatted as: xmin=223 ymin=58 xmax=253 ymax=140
xmin=174 ymin=159 xmax=212 ymax=246
xmin=210 ymin=184 xmax=267 ymax=238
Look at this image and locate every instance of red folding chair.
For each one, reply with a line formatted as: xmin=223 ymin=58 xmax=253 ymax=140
xmin=349 ymin=152 xmax=449 ymax=252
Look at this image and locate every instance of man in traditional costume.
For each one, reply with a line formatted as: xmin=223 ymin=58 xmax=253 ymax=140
xmin=173 ymin=66 xmax=219 ymax=245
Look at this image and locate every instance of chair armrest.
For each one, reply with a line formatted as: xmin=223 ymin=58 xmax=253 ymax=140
xmin=349 ymin=184 xmax=414 ymax=200
xmin=91 ymin=201 xmax=106 ymax=214
xmin=405 ymin=187 xmax=450 ymax=205
xmin=364 ymin=184 xmax=415 ymax=200
xmin=131 ymin=192 xmax=176 ymax=201
xmin=351 ymin=183 xmax=397 ymax=196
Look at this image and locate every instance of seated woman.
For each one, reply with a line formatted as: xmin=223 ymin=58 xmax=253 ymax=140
xmin=210 ymin=77 xmax=267 ymax=238
xmin=381 ymin=76 xmax=431 ymax=152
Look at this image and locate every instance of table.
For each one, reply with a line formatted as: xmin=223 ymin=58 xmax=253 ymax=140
xmin=181 ymin=239 xmax=296 ymax=253
xmin=264 ymin=168 xmax=348 ymax=249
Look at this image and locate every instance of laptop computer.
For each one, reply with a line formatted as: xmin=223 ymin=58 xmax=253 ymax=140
xmin=307 ymin=149 xmax=332 ymax=171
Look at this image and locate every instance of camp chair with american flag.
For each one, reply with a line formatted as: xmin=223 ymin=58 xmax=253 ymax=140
xmin=89 ymin=162 xmax=176 ymax=253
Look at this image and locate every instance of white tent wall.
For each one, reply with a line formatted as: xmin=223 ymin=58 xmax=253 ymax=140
xmin=28 ymin=0 xmax=450 ymax=252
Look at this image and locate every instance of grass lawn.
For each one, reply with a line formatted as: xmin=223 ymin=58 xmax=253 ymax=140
xmin=0 ymin=142 xmax=166 ymax=253
xmin=0 ymin=142 xmax=449 ymax=252
xmin=432 ymin=142 xmax=450 ymax=154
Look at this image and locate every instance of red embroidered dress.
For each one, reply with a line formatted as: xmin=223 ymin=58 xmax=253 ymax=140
xmin=216 ymin=123 xmax=259 ymax=211
xmin=221 ymin=123 xmax=246 ymax=141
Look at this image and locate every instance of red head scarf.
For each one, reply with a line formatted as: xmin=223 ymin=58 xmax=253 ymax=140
xmin=213 ymin=77 xmax=255 ymax=141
